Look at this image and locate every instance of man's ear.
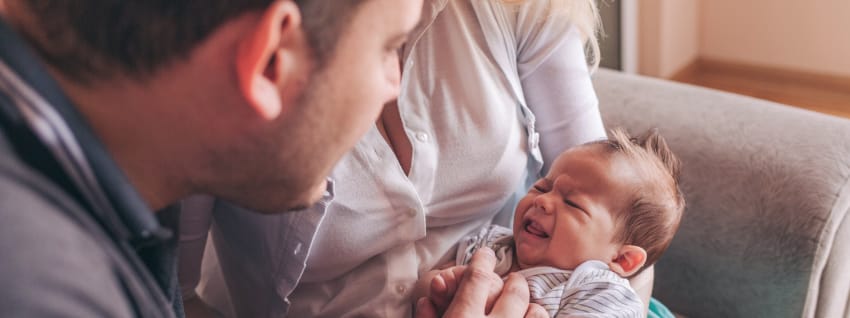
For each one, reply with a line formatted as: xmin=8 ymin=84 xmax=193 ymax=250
xmin=608 ymin=245 xmax=647 ymax=277
xmin=235 ymin=0 xmax=303 ymax=120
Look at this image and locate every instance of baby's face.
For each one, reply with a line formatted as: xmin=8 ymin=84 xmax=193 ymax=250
xmin=512 ymin=144 xmax=640 ymax=270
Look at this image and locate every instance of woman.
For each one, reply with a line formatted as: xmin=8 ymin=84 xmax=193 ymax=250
xmin=180 ymin=0 xmax=637 ymax=316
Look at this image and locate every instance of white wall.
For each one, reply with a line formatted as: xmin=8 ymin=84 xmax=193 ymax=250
xmin=701 ymin=0 xmax=850 ymax=78
xmin=638 ymin=0 xmax=700 ymax=78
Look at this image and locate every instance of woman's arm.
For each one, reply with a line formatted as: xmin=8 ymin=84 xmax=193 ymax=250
xmin=516 ymin=4 xmax=606 ymax=172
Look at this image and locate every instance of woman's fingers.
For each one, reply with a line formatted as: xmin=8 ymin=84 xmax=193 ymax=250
xmin=430 ymin=275 xmax=450 ymax=311
xmin=488 ymin=272 xmax=531 ymax=318
xmin=443 ymin=248 xmax=501 ymax=315
xmin=433 ymin=248 xmax=536 ymax=318
xmin=431 ymin=275 xmax=447 ymax=295
xmin=414 ymin=297 xmax=438 ymax=318
xmin=523 ymin=303 xmax=548 ymax=318
xmin=441 ymin=265 xmax=466 ymax=302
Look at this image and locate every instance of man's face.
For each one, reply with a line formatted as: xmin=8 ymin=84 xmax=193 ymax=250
xmin=222 ymin=0 xmax=423 ymax=212
xmin=512 ymin=145 xmax=639 ymax=270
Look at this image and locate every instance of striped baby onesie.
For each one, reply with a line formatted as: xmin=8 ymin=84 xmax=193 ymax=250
xmin=456 ymin=225 xmax=643 ymax=317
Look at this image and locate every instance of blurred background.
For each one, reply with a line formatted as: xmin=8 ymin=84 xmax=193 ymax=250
xmin=598 ymin=0 xmax=850 ymax=118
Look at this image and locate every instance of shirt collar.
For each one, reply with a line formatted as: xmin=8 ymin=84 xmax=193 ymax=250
xmin=0 ymin=17 xmax=171 ymax=246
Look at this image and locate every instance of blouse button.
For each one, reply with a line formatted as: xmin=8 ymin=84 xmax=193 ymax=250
xmin=396 ymin=284 xmax=407 ymax=294
xmin=407 ymin=208 xmax=418 ymax=217
xmin=415 ymin=132 xmax=429 ymax=142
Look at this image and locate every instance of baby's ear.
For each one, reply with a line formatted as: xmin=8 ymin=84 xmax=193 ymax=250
xmin=608 ymin=245 xmax=647 ymax=277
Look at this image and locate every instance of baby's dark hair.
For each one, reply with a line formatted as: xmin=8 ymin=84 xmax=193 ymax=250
xmin=593 ymin=128 xmax=685 ymax=276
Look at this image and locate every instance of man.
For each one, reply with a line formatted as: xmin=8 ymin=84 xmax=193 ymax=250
xmin=0 ymin=0 xmax=537 ymax=316
xmin=0 ymin=0 xmax=417 ymax=316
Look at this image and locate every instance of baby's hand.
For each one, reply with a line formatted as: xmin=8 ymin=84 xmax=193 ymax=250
xmin=428 ymin=265 xmax=467 ymax=313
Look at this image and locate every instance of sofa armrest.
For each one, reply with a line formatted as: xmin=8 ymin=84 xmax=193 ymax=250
xmin=592 ymin=69 xmax=850 ymax=318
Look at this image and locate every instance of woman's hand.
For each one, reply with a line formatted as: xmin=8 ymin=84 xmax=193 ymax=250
xmin=428 ymin=265 xmax=466 ymax=312
xmin=413 ymin=248 xmax=548 ymax=318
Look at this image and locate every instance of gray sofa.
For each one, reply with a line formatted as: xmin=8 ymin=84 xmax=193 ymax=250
xmin=592 ymin=69 xmax=850 ymax=318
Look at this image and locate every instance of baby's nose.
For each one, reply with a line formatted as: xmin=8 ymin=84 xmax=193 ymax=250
xmin=533 ymin=193 xmax=555 ymax=214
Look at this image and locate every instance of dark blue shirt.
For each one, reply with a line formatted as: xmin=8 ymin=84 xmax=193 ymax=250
xmin=0 ymin=17 xmax=182 ymax=318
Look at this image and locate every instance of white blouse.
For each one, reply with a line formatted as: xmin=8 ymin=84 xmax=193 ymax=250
xmin=196 ymin=0 xmax=605 ymax=317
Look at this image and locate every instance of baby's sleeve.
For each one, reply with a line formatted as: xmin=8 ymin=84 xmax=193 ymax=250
xmin=554 ymin=263 xmax=644 ymax=318
xmin=553 ymin=284 xmax=643 ymax=318
xmin=454 ymin=225 xmax=514 ymax=266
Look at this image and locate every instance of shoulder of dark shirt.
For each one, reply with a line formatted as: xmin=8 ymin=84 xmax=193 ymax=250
xmin=0 ymin=140 xmax=135 ymax=317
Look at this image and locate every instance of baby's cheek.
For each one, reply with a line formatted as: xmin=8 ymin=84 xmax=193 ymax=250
xmin=515 ymin=196 xmax=534 ymax=215
xmin=511 ymin=204 xmax=528 ymax=232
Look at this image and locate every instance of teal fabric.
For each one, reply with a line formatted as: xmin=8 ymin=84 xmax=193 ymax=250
xmin=647 ymin=298 xmax=675 ymax=318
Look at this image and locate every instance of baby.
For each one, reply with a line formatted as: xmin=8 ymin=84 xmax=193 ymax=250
xmin=416 ymin=128 xmax=685 ymax=317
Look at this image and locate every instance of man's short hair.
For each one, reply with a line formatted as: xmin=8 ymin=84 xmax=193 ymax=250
xmin=598 ymin=128 xmax=686 ymax=276
xmin=11 ymin=0 xmax=364 ymax=82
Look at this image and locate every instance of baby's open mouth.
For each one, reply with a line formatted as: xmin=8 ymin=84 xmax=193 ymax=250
xmin=524 ymin=220 xmax=549 ymax=238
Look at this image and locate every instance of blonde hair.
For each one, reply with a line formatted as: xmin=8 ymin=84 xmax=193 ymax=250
xmin=502 ymin=0 xmax=602 ymax=71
